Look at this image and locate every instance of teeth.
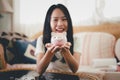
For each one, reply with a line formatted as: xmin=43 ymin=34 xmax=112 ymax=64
xmin=56 ymin=28 xmax=64 ymax=32
xmin=58 ymin=29 xmax=63 ymax=31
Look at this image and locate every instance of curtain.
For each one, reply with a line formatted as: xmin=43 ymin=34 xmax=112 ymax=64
xmin=13 ymin=0 xmax=120 ymax=37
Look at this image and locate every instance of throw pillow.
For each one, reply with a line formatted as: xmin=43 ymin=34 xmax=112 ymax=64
xmin=24 ymin=44 xmax=36 ymax=60
xmin=74 ymin=32 xmax=116 ymax=66
xmin=0 ymin=31 xmax=28 ymax=63
xmin=9 ymin=39 xmax=37 ymax=64
xmin=13 ymin=39 xmax=36 ymax=56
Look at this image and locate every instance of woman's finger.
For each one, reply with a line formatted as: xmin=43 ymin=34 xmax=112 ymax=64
xmin=62 ymin=42 xmax=71 ymax=49
xmin=45 ymin=43 xmax=52 ymax=48
xmin=51 ymin=46 xmax=60 ymax=53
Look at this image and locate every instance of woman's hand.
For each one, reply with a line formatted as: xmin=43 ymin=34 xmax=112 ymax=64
xmin=45 ymin=42 xmax=71 ymax=54
xmin=45 ymin=43 xmax=60 ymax=54
xmin=61 ymin=42 xmax=71 ymax=49
xmin=60 ymin=42 xmax=71 ymax=54
xmin=45 ymin=43 xmax=52 ymax=49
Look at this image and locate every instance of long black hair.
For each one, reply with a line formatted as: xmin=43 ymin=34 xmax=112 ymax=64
xmin=43 ymin=4 xmax=74 ymax=62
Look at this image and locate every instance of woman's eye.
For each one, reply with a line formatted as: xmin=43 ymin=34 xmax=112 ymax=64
xmin=62 ymin=18 xmax=67 ymax=21
xmin=53 ymin=19 xmax=58 ymax=21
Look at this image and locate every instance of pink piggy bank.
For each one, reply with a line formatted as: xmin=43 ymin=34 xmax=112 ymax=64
xmin=51 ymin=32 xmax=67 ymax=47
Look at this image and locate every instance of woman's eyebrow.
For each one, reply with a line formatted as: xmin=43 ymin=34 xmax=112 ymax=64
xmin=51 ymin=16 xmax=66 ymax=18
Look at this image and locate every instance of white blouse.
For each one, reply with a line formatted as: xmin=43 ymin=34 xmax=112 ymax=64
xmin=35 ymin=35 xmax=81 ymax=72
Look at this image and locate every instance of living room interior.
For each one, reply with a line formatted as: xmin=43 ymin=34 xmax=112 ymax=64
xmin=0 ymin=0 xmax=120 ymax=80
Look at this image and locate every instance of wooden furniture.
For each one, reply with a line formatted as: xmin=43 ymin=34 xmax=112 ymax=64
xmin=1 ymin=23 xmax=120 ymax=80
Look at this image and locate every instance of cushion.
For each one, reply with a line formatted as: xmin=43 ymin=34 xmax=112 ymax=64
xmin=92 ymin=58 xmax=117 ymax=68
xmin=115 ymin=38 xmax=120 ymax=62
xmin=24 ymin=44 xmax=36 ymax=60
xmin=9 ymin=39 xmax=37 ymax=64
xmin=74 ymin=32 xmax=116 ymax=65
xmin=13 ymin=39 xmax=36 ymax=56
xmin=0 ymin=31 xmax=28 ymax=63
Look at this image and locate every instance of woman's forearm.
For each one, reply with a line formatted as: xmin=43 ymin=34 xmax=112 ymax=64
xmin=36 ymin=51 xmax=54 ymax=75
xmin=62 ymin=50 xmax=79 ymax=73
xmin=36 ymin=45 xmax=60 ymax=75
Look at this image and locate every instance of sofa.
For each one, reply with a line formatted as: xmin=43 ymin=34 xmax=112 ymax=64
xmin=0 ymin=23 xmax=120 ymax=80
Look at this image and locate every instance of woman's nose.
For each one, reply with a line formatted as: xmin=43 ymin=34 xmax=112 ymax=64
xmin=57 ymin=20 xmax=63 ymax=26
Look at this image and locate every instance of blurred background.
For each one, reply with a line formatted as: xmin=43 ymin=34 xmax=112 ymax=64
xmin=0 ymin=0 xmax=120 ymax=37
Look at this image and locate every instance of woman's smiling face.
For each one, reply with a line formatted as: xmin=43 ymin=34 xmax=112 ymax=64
xmin=50 ymin=8 xmax=68 ymax=33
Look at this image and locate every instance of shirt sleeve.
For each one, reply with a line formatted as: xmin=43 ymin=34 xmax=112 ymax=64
xmin=34 ymin=35 xmax=45 ymax=56
xmin=73 ymin=35 xmax=81 ymax=55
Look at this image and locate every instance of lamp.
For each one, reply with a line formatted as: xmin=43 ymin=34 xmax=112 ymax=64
xmin=0 ymin=0 xmax=13 ymax=13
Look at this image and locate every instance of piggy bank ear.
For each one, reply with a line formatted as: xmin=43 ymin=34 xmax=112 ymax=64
xmin=51 ymin=32 xmax=56 ymax=36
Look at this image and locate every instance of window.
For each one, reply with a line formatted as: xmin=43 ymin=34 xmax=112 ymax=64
xmin=13 ymin=0 xmax=120 ymax=36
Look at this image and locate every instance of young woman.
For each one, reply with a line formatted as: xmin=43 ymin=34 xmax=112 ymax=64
xmin=35 ymin=4 xmax=80 ymax=80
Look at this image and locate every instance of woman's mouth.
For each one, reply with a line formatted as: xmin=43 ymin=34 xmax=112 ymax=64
xmin=56 ymin=28 xmax=64 ymax=33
